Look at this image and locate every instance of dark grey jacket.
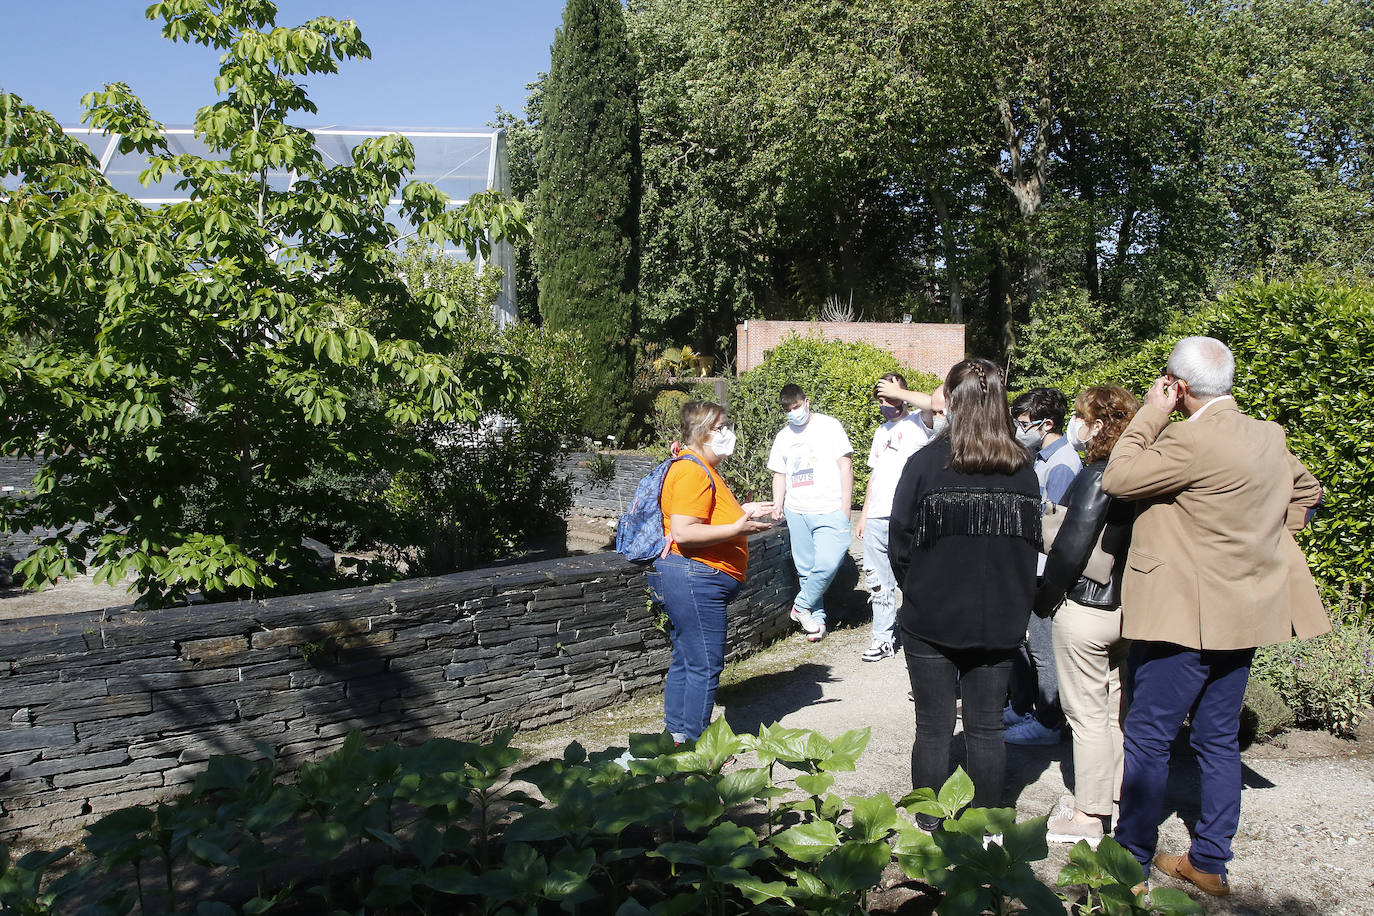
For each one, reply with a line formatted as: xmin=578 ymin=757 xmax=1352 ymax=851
xmin=1034 ymin=460 xmax=1134 ymax=617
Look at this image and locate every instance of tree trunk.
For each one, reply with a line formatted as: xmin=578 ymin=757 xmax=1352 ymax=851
xmin=926 ymin=180 xmax=963 ymax=323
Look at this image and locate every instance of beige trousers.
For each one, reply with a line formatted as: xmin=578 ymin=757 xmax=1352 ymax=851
xmin=1053 ymin=598 xmax=1130 ymax=816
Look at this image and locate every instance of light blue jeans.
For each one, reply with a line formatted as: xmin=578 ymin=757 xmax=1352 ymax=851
xmin=783 ymin=508 xmax=851 ymax=625
xmin=862 ymin=516 xmax=898 ymax=644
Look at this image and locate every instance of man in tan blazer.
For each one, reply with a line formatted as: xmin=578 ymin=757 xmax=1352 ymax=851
xmin=1102 ymin=336 xmax=1325 ymax=898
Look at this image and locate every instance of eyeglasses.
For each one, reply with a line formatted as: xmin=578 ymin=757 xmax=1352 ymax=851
xmin=711 ymin=421 xmax=734 ymax=432
xmin=1013 ymin=418 xmax=1048 ymax=432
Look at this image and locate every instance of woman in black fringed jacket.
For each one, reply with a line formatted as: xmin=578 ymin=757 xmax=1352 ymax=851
xmin=889 ymin=358 xmax=1042 ymax=829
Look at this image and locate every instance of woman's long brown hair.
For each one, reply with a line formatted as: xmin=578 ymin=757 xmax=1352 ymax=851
xmin=945 ymin=358 xmax=1030 ymax=475
xmin=1075 ymin=386 xmax=1139 ymax=463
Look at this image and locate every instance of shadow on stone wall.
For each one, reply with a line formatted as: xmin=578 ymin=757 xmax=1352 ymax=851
xmin=0 ymin=529 xmax=796 ymax=843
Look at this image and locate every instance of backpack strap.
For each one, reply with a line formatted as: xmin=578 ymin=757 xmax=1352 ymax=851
xmin=661 ymin=453 xmax=719 ymax=559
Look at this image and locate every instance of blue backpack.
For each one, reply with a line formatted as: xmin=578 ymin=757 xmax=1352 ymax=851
xmin=615 ymin=454 xmax=716 ymax=563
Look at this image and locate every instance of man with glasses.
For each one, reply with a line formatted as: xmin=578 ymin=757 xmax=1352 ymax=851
xmin=768 ymin=384 xmax=853 ymax=642
xmin=1005 ymin=388 xmax=1081 ymax=746
xmin=1103 ymin=336 xmax=1325 ymax=897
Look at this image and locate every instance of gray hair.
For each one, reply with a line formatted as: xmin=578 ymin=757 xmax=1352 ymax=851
xmin=1166 ymin=336 xmax=1234 ymax=398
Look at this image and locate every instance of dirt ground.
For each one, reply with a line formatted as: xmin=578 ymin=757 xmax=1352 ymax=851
xmin=6 ymin=518 xmax=1373 ymax=913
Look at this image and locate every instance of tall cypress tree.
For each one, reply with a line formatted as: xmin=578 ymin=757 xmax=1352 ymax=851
xmin=537 ymin=0 xmax=640 ymax=438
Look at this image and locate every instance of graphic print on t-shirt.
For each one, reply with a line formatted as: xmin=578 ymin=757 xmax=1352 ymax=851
xmin=789 ymin=450 xmax=817 ymax=488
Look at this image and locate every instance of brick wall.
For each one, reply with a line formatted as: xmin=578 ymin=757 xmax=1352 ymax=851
xmin=736 ymin=320 xmax=965 ymax=380
xmin=0 ymin=528 xmax=795 ymax=843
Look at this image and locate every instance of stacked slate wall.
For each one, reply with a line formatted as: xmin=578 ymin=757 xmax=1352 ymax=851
xmin=1 ymin=456 xmax=46 ymax=578
xmin=0 ymin=529 xmax=795 ymax=844
xmin=562 ymin=451 xmax=658 ymax=518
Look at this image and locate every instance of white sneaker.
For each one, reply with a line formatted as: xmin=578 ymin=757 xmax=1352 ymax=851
xmin=805 ymin=624 xmax=827 ymax=643
xmin=1002 ymin=704 xmax=1033 ymax=728
xmin=1004 ymin=718 xmax=1063 ymax=745
xmin=790 ymin=606 xmax=822 ymax=634
xmin=861 ymin=639 xmax=895 ymax=661
xmin=1046 ymin=794 xmax=1104 ymax=848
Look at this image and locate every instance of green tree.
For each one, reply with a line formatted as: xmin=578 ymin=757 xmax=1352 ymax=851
xmin=0 ymin=0 xmax=528 ymax=607
xmin=536 ymin=0 xmax=640 ymax=437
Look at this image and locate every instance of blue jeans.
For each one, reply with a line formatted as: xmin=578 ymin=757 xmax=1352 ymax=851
xmin=862 ymin=517 xmax=897 ymax=643
xmin=649 ymin=554 xmax=741 ymax=743
xmin=784 ymin=508 xmax=851 ymax=625
xmin=1115 ymin=642 xmax=1254 ymax=877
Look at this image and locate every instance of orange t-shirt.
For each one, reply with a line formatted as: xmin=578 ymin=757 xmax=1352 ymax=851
xmin=659 ymin=450 xmax=748 ymax=581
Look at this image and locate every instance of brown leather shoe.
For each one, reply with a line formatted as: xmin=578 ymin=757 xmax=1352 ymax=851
xmin=1153 ymin=852 xmax=1230 ymax=896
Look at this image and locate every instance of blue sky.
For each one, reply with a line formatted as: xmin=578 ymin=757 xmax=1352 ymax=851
xmin=3 ymin=1 xmax=566 ymax=129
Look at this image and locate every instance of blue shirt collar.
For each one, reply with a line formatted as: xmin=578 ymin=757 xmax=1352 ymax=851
xmin=1036 ymin=436 xmax=1069 ymax=462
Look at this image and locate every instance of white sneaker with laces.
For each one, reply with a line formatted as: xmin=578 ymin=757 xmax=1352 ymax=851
xmin=861 ymin=639 xmax=894 ymax=661
xmin=1004 ymin=717 xmax=1062 ymax=745
xmin=805 ymin=624 xmax=827 ymax=643
xmin=1046 ymin=794 xmax=1104 ymax=848
xmin=789 ymin=606 xmax=822 ymax=634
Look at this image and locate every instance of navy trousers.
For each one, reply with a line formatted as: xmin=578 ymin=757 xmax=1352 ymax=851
xmin=1114 ymin=641 xmax=1255 ymax=877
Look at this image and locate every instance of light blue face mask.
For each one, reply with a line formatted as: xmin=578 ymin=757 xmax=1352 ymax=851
xmin=786 ymin=405 xmax=810 ymax=427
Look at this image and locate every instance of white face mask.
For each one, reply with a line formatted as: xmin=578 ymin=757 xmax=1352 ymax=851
xmin=786 ymin=405 xmax=810 ymax=427
xmin=708 ymin=426 xmax=737 ymax=458
xmin=1067 ymin=416 xmax=1093 ymax=451
xmin=932 ymin=412 xmax=949 ymax=433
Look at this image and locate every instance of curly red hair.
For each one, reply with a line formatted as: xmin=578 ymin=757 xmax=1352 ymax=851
xmin=1074 ymin=386 xmax=1140 ymax=463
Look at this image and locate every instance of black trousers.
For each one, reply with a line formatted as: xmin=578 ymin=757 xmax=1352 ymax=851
xmin=904 ymin=636 xmax=1017 ymax=808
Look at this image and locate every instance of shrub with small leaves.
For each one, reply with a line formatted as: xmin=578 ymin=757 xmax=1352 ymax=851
xmin=1239 ymin=676 xmax=1295 ymax=745
xmin=1253 ymin=617 xmax=1374 ymax=737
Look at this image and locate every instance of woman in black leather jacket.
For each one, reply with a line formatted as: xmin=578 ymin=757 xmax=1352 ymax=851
xmin=1033 ymin=385 xmax=1139 ymax=848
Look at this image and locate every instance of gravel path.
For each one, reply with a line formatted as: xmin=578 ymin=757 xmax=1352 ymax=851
xmin=519 ymin=520 xmax=1374 ymax=915
xmin=520 ymin=621 xmax=1374 ymax=914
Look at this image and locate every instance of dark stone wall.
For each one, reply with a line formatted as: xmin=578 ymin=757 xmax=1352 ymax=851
xmin=1 ymin=457 xmax=46 ymax=570
xmin=562 ymin=451 xmax=659 ymax=518
xmin=0 ymin=528 xmax=795 ymax=842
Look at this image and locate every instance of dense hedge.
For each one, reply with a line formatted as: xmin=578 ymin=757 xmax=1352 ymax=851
xmin=1056 ymin=275 xmax=1374 ymax=595
xmin=710 ymin=334 xmax=942 ymax=507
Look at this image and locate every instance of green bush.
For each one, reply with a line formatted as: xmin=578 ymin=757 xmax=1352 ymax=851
xmin=1252 ymin=616 xmax=1374 ymax=738
xmin=383 ymin=320 xmax=591 ymax=575
xmin=721 ymin=334 xmax=942 ymax=505
xmin=1009 ymin=286 xmax=1117 ymax=392
xmin=1057 ymin=274 xmax=1374 ymax=594
xmin=0 ymin=723 xmax=1201 ymax=916
xmin=1238 ymin=677 xmax=1295 ymax=745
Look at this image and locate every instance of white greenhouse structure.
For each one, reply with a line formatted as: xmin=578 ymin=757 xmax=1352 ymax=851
xmin=62 ymin=126 xmax=518 ymax=324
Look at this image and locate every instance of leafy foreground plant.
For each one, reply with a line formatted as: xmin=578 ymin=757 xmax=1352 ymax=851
xmin=0 ymin=722 xmax=1200 ymax=915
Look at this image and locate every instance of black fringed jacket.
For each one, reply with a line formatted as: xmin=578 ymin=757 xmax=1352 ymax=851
xmin=889 ymin=435 xmax=1042 ymax=651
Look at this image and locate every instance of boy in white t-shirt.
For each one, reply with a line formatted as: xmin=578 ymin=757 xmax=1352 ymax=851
xmin=857 ymin=374 xmax=936 ymax=660
xmin=768 ymin=384 xmax=853 ymax=642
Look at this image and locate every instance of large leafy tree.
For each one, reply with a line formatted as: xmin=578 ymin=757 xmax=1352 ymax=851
xmin=536 ymin=0 xmax=640 ymax=437
xmin=0 ymin=0 xmax=528 ymax=607
xmin=622 ymin=0 xmax=1372 ymax=372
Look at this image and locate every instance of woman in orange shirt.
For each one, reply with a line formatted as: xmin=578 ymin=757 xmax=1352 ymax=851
xmin=653 ymin=401 xmax=773 ymax=744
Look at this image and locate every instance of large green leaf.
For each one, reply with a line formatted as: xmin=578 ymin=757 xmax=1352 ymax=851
xmin=816 ymin=840 xmax=891 ymax=894
xmin=845 ymin=793 xmax=899 ymax=842
xmin=770 ymin=820 xmax=840 ymax=863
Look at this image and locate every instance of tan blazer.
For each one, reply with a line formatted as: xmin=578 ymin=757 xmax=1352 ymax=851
xmin=1101 ymin=400 xmax=1328 ymax=650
